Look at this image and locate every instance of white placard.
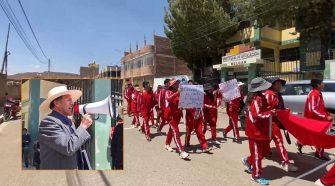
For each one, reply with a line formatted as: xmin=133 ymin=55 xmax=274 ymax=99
xmin=178 ymin=85 xmax=204 ymax=108
xmin=219 ymin=79 xmax=241 ymax=102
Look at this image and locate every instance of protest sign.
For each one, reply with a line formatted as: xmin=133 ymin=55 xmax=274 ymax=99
xmin=219 ymin=79 xmax=241 ymax=102
xmin=178 ymin=85 xmax=204 ymax=108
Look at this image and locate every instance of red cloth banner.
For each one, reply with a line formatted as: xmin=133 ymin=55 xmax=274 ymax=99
xmin=277 ymin=109 xmax=335 ymax=149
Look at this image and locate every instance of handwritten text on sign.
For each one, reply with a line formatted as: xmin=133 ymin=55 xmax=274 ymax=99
xmin=179 ymin=85 xmax=204 ymax=108
xmin=219 ymin=79 xmax=241 ymax=102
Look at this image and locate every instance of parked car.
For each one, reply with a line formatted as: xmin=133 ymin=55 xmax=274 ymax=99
xmin=282 ymin=80 xmax=335 ymax=116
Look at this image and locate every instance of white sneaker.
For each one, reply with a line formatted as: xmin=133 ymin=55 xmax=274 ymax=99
xmin=281 ymin=163 xmax=298 ymax=172
xmin=202 ymin=147 xmax=212 ymax=153
xmin=180 ymin=151 xmax=189 ymax=159
xmin=165 ymin=145 xmax=173 ymax=152
xmin=315 ymin=179 xmax=325 ymax=186
xmin=213 ymin=140 xmax=221 ymax=145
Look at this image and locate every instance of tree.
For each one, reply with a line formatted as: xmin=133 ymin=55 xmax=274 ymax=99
xmin=164 ymin=0 xmax=238 ymax=80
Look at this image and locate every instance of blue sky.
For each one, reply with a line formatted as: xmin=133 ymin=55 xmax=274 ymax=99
xmin=0 ymin=0 xmax=168 ymax=75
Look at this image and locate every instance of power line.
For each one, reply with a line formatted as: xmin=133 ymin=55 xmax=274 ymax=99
xmin=0 ymin=0 xmax=47 ymax=64
xmin=17 ymin=0 xmax=48 ymax=60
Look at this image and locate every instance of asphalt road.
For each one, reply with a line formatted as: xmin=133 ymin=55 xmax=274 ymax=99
xmin=0 ymin=110 xmax=334 ymax=186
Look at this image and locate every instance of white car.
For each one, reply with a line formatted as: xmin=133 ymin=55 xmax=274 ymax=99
xmin=282 ymin=80 xmax=335 ymax=116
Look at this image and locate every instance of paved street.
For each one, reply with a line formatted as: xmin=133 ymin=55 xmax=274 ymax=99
xmin=0 ymin=111 xmax=334 ymax=186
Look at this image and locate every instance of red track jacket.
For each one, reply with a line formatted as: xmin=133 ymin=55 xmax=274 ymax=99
xmin=140 ymin=90 xmax=155 ymax=114
xmin=304 ymin=89 xmax=330 ymax=121
xmin=245 ymin=94 xmax=272 ymax=140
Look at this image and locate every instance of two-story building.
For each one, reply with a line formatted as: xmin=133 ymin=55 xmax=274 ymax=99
xmin=121 ymin=35 xmax=192 ymax=87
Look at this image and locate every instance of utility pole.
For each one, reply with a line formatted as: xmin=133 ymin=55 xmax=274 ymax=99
xmin=1 ymin=23 xmax=10 ymax=75
xmin=48 ymin=58 xmax=50 ymax=78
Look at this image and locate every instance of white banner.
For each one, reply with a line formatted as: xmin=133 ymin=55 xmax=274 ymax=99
xmin=219 ymin=79 xmax=241 ymax=102
xmin=178 ymin=85 xmax=204 ymax=108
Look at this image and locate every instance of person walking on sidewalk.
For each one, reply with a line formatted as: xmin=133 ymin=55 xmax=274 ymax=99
xmin=164 ymin=79 xmax=189 ymax=159
xmin=124 ymin=83 xmax=134 ymax=116
xmin=157 ymin=79 xmax=170 ymax=134
xmin=242 ymin=77 xmax=276 ymax=185
xmin=22 ymin=128 xmax=31 ymax=168
xmin=140 ymin=81 xmax=155 ymax=141
xmin=223 ymin=82 xmax=244 ymax=143
xmin=184 ymin=81 xmax=210 ymax=153
xmin=296 ymin=79 xmax=333 ymax=161
xmin=264 ymin=77 xmax=298 ymax=172
xmin=203 ymin=83 xmax=221 ymax=145
xmin=131 ymin=85 xmax=141 ymax=128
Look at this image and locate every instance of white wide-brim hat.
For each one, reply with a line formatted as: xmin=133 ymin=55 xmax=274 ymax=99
xmin=39 ymin=86 xmax=82 ymax=113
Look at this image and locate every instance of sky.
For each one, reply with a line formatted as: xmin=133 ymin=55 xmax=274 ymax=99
xmin=0 ymin=0 xmax=168 ymax=75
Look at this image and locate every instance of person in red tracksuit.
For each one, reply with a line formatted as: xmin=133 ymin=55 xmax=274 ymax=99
xmin=203 ymin=83 xmax=221 ymax=145
xmin=149 ymin=86 xmax=155 ymax=127
xmin=131 ymin=85 xmax=141 ymax=128
xmin=184 ymin=81 xmax=210 ymax=152
xmin=242 ymin=77 xmax=275 ymax=185
xmin=124 ymin=83 xmax=133 ymax=116
xmin=140 ymin=81 xmax=155 ymax=141
xmin=164 ymin=79 xmax=189 ymax=159
xmin=296 ymin=79 xmax=333 ymax=161
xmin=264 ymin=77 xmax=298 ymax=172
xmin=224 ymin=83 xmax=244 ymax=143
xmin=157 ymin=79 xmax=170 ymax=134
xmin=316 ymin=164 xmax=335 ymax=186
xmin=154 ymin=85 xmax=162 ymax=127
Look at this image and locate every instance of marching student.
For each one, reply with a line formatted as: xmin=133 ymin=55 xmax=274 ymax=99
xmin=184 ymin=81 xmax=210 ymax=153
xmin=124 ymin=83 xmax=133 ymax=116
xmin=164 ymin=79 xmax=189 ymax=159
xmin=242 ymin=77 xmax=276 ymax=185
xmin=149 ymin=86 xmax=155 ymax=127
xmin=264 ymin=77 xmax=298 ymax=172
xmin=296 ymin=79 xmax=333 ymax=161
xmin=154 ymin=85 xmax=163 ymax=128
xmin=157 ymin=79 xmax=170 ymax=134
xmin=223 ymin=82 xmax=244 ymax=143
xmin=203 ymin=83 xmax=221 ymax=145
xmin=130 ymin=85 xmax=141 ymax=128
xmin=140 ymin=81 xmax=155 ymax=141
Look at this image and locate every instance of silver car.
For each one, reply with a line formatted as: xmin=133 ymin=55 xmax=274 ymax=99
xmin=282 ymin=80 xmax=335 ymax=116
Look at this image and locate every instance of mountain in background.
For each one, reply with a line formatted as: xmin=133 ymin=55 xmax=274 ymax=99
xmin=8 ymin=71 xmax=80 ymax=80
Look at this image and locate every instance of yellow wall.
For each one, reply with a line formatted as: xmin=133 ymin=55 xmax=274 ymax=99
xmin=226 ymin=27 xmax=254 ymax=44
xmin=261 ymin=27 xmax=281 ymax=42
xmin=21 ymin=81 xmax=30 ymax=102
xmin=40 ymin=80 xmax=65 ymax=99
xmin=281 ymin=27 xmax=300 ymax=41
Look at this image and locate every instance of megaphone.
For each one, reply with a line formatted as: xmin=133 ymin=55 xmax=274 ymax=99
xmin=74 ymin=96 xmax=114 ymax=118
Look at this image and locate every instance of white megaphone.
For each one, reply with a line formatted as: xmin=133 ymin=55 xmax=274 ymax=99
xmin=73 ymin=96 xmax=114 ymax=118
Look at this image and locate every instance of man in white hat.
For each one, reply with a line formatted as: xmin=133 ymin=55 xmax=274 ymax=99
xmin=38 ymin=86 xmax=92 ymax=169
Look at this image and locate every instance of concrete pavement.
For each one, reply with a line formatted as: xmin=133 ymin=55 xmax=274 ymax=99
xmin=0 ymin=111 xmax=334 ymax=186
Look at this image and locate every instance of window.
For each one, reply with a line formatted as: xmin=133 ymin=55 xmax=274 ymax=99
xmin=324 ymin=83 xmax=335 ymax=92
xmin=144 ymin=55 xmax=154 ymax=66
xmin=280 ymin=47 xmax=299 ymax=62
xmin=282 ymin=84 xmax=312 ymax=95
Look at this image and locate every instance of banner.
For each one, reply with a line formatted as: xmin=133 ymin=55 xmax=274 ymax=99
xmin=178 ymin=85 xmax=204 ymax=109
xmin=277 ymin=109 xmax=335 ymax=149
xmin=219 ymin=79 xmax=241 ymax=102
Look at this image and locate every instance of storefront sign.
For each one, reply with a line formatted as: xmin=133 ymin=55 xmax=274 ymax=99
xmin=221 ymin=49 xmax=261 ymax=67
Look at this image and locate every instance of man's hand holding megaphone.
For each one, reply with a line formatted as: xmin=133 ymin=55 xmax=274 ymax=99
xmin=80 ymin=114 xmax=93 ymax=129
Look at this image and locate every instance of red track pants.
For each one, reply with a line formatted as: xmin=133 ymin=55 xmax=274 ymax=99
xmin=185 ymin=112 xmax=208 ymax=149
xmin=224 ymin=112 xmax=240 ymax=140
xmin=246 ymin=138 xmax=270 ymax=178
xmin=165 ymin=115 xmax=184 ymax=153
